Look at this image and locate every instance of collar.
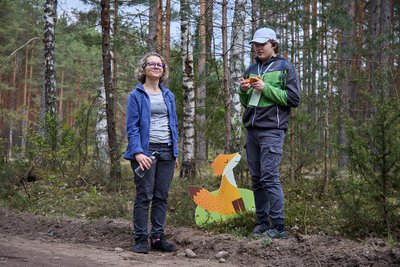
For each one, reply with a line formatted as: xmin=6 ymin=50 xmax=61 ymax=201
xmin=255 ymin=55 xmax=280 ymax=66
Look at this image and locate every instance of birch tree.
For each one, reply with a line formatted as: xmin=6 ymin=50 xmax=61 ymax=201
xmin=41 ymin=0 xmax=58 ymax=151
xmin=228 ymin=0 xmax=246 ymax=152
xmin=179 ymin=0 xmax=196 ymax=179
xmin=96 ymin=75 xmax=109 ymax=164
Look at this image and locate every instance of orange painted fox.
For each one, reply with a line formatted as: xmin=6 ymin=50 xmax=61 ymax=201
xmin=188 ymin=153 xmax=246 ymax=216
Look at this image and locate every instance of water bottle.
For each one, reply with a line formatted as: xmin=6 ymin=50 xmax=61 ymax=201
xmin=134 ymin=151 xmax=161 ymax=177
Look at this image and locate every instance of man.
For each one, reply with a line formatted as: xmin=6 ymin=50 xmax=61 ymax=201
xmin=238 ymin=27 xmax=300 ymax=239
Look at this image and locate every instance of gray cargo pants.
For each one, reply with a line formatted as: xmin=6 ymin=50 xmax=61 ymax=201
xmin=245 ymin=128 xmax=285 ymax=227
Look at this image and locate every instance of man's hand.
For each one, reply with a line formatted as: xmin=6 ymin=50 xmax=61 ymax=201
xmin=240 ymin=76 xmax=264 ymax=92
xmin=240 ymin=78 xmax=251 ymax=91
xmin=251 ymin=79 xmax=265 ymax=92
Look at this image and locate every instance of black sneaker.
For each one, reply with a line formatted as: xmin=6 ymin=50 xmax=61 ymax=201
xmin=263 ymin=228 xmax=289 ymax=239
xmin=252 ymin=224 xmax=269 ymax=237
xmin=132 ymin=236 xmax=149 ymax=254
xmin=150 ymin=235 xmax=177 ymax=252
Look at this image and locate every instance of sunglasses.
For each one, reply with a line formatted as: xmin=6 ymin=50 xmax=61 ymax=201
xmin=144 ymin=62 xmax=165 ymax=69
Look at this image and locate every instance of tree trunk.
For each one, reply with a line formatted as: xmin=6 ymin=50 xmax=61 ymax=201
xmin=221 ymin=0 xmax=231 ymax=152
xmin=42 ymin=0 xmax=58 ymax=151
xmin=379 ymin=0 xmax=391 ymax=97
xmin=101 ymin=0 xmax=121 ymax=182
xmin=179 ymin=0 xmax=196 ymax=180
xmin=96 ymin=74 xmax=109 ymax=165
xmin=0 ymin=74 xmax=4 ymax=163
xmin=164 ymin=0 xmax=171 ymax=87
xmin=148 ymin=0 xmax=163 ymax=53
xmin=148 ymin=0 xmax=157 ymax=52
xmin=196 ymin=0 xmax=207 ymax=163
xmin=366 ymin=0 xmax=380 ymax=118
xmin=112 ymin=0 xmax=120 ymax=135
xmin=8 ymin=53 xmax=18 ymax=160
xmin=250 ymin=0 xmax=258 ymax=62
xmin=156 ymin=0 xmax=163 ymax=53
xmin=205 ymin=0 xmax=213 ymax=68
xmin=58 ymin=70 xmax=64 ymax=121
xmin=319 ymin=0 xmax=330 ymax=195
xmin=27 ymin=41 xmax=36 ymax=130
xmin=228 ymin=0 xmax=246 ymax=153
xmin=337 ymin=1 xmax=355 ymax=170
xmin=66 ymin=100 xmax=71 ymax=127
xmin=21 ymin=45 xmax=29 ymax=155
xmin=74 ymin=73 xmax=81 ymax=125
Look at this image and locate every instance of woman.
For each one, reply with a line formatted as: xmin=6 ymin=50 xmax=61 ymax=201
xmin=124 ymin=52 xmax=179 ymax=254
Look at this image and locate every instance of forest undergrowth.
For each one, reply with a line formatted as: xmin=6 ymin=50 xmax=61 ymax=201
xmin=1 ymin=152 xmax=398 ymax=245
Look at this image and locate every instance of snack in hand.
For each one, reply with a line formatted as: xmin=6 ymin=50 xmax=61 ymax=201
xmin=244 ymin=76 xmax=262 ymax=83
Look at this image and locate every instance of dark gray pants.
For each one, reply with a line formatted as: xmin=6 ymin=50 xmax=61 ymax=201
xmin=246 ymin=128 xmax=285 ymax=227
xmin=131 ymin=143 xmax=175 ymax=239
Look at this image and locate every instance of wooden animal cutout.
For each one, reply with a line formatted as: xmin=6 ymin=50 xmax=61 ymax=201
xmin=188 ymin=153 xmax=255 ymax=225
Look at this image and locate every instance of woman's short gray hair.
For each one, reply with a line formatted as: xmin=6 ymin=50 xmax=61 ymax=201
xmin=135 ymin=51 xmax=169 ymax=84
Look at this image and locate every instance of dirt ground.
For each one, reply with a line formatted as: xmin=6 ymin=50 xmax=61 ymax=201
xmin=1 ymin=208 xmax=399 ymax=267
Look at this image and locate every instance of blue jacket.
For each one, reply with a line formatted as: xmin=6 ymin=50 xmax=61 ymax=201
xmin=124 ymin=83 xmax=179 ymax=160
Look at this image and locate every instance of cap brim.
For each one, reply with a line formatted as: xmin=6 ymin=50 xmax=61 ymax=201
xmin=249 ymin=38 xmax=268 ymax=44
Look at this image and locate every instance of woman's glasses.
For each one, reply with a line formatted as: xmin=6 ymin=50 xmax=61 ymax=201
xmin=145 ymin=62 xmax=165 ymax=69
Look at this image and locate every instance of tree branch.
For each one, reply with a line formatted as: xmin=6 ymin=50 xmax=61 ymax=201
xmin=9 ymin=37 xmax=40 ymax=57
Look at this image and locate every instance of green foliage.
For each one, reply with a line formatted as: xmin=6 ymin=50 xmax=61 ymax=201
xmin=0 ymin=171 xmax=133 ymax=220
xmin=325 ymin=1 xmax=353 ymax=31
xmin=335 ymin=91 xmax=400 ymax=239
xmin=285 ymin=179 xmax=341 ymax=236
xmin=282 ymin=106 xmax=321 ymax=180
xmin=0 ymin=159 xmax=30 ymax=206
xmin=167 ymin=173 xmax=198 ymax=226
xmin=27 ymin=118 xmax=77 ymax=175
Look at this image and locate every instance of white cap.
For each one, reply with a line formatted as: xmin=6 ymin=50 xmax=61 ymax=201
xmin=249 ymin=28 xmax=277 ymax=44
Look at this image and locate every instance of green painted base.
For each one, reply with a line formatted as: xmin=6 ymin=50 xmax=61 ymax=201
xmin=194 ymin=188 xmax=255 ymax=226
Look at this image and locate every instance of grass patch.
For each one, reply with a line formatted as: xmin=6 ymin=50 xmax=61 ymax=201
xmin=197 ymin=210 xmax=256 ymax=237
xmin=1 ymin=159 xmax=398 ymax=241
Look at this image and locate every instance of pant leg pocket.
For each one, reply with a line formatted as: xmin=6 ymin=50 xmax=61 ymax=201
xmin=263 ymin=146 xmax=283 ymax=177
xmin=269 ymin=146 xmax=282 ymax=155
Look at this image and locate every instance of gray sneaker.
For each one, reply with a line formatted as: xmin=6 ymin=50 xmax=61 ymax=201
xmin=263 ymin=228 xmax=288 ymax=239
xmin=252 ymin=224 xmax=269 ymax=237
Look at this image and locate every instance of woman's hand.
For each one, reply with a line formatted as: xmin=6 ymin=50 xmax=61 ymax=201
xmin=135 ymin=153 xmax=153 ymax=171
